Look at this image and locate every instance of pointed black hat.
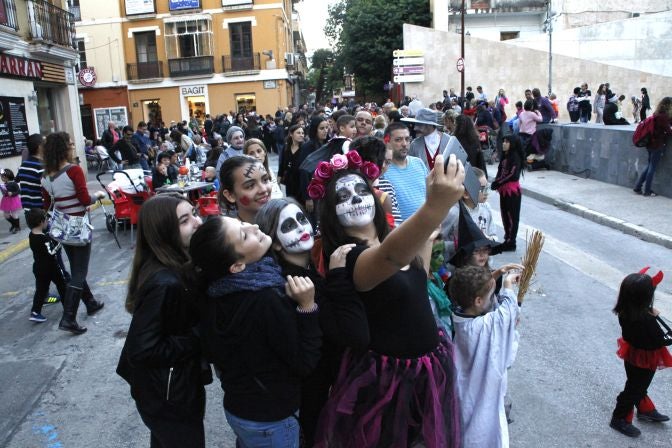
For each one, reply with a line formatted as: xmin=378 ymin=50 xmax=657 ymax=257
xmin=449 ymin=201 xmax=496 ymax=267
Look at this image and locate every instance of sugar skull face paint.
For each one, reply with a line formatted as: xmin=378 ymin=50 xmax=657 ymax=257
xmin=334 ymin=174 xmax=375 ymax=227
xmin=277 ymin=203 xmax=314 ymax=253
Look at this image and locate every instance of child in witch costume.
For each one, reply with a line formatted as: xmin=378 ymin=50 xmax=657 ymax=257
xmin=491 ymin=134 xmax=525 ymax=254
xmin=610 ymin=267 xmax=672 ymax=438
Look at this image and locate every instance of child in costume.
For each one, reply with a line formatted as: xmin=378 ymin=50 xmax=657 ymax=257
xmin=491 ymin=134 xmax=525 ymax=253
xmin=610 ymin=267 xmax=672 ymax=438
xmin=451 ymin=265 xmax=521 ymax=448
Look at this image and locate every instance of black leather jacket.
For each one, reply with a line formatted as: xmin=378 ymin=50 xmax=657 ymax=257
xmin=117 ymin=268 xmax=210 ymax=419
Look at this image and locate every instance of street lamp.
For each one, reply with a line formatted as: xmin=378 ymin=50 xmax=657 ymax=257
xmin=545 ymin=1 xmax=554 ymax=96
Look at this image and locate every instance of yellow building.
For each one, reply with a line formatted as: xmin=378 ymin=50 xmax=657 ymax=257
xmin=0 ymin=0 xmax=82 ymax=173
xmin=120 ymin=0 xmax=302 ymax=127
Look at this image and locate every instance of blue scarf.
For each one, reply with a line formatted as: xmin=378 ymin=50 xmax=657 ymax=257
xmin=207 ymin=256 xmax=285 ymax=297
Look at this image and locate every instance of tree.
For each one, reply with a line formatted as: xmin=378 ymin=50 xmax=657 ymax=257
xmin=307 ymin=48 xmax=344 ymax=105
xmin=326 ymin=0 xmax=432 ymax=102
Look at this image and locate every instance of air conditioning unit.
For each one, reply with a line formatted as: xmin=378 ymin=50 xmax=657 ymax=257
xmin=285 ymin=52 xmax=296 ymax=66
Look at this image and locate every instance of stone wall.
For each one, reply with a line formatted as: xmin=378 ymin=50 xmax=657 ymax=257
xmin=402 ymin=23 xmax=672 ymax=122
xmin=542 ymin=122 xmax=672 ymax=198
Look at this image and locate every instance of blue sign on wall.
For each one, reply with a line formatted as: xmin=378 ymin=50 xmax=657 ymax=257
xmin=169 ymin=0 xmax=200 ymax=11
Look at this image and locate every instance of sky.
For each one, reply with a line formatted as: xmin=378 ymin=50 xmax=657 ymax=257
xmin=294 ymin=0 xmax=340 ymax=54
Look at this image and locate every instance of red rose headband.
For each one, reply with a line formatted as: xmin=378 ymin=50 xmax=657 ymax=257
xmin=639 ymin=266 xmax=664 ymax=287
xmin=307 ymin=150 xmax=380 ymax=200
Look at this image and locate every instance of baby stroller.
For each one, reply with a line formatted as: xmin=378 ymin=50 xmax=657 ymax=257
xmin=477 ymin=125 xmax=497 ymax=165
xmin=96 ymin=169 xmax=152 ymax=245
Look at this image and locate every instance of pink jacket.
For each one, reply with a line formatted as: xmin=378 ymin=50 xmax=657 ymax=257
xmin=518 ymin=110 xmax=542 ymax=135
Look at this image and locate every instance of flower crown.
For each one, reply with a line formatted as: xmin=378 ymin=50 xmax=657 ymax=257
xmin=307 ymin=150 xmax=380 ymax=200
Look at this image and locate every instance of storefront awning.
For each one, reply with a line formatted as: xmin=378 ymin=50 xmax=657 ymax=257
xmin=163 ymin=14 xmax=212 ymax=23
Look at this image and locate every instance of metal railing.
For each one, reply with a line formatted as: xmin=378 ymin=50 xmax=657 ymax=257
xmin=0 ymin=0 xmax=19 ymax=30
xmin=167 ymin=55 xmax=214 ymax=77
xmin=27 ymin=0 xmax=75 ymax=48
xmin=127 ymin=61 xmax=164 ymax=80
xmin=222 ymin=53 xmax=260 ymax=73
xmin=70 ymin=4 xmax=81 ymax=22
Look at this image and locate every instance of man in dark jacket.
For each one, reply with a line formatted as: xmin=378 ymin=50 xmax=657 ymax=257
xmin=131 ymin=121 xmax=151 ymax=171
xmin=111 ymin=126 xmax=141 ymax=169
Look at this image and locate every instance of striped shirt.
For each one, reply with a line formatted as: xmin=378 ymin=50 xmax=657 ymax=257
xmin=41 ymin=165 xmax=93 ymax=216
xmin=382 ymin=156 xmax=428 ymax=222
xmin=16 ymin=156 xmax=44 ymax=209
xmin=376 ymin=177 xmax=402 ymax=227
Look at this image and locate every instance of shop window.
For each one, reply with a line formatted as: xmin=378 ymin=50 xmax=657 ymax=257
xmin=75 ymin=39 xmax=87 ymax=70
xmin=235 ymin=93 xmax=256 ymax=113
xmin=135 ymin=31 xmax=158 ymax=63
xmin=164 ymin=19 xmax=213 ymax=59
xmin=142 ymin=100 xmax=163 ymax=128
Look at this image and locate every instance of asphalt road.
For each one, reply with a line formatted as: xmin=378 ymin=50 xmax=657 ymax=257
xmin=0 ymin=190 xmax=670 ymax=447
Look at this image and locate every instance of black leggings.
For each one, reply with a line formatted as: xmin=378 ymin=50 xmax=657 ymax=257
xmin=499 ymin=193 xmax=521 ymax=244
xmin=31 ymin=268 xmax=68 ymax=314
xmin=612 ymin=361 xmax=656 ymax=419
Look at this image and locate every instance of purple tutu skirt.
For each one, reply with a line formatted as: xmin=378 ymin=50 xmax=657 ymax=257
xmin=314 ymin=334 xmax=460 ymax=448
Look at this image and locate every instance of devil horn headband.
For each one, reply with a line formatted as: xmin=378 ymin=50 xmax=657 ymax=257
xmin=639 ymin=266 xmax=664 ymax=287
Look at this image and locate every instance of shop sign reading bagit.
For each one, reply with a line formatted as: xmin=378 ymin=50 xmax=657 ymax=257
xmin=0 ymin=54 xmax=43 ymax=80
xmin=181 ymin=85 xmax=205 ymax=96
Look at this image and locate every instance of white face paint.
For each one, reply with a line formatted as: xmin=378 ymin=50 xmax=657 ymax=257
xmin=334 ymin=174 xmax=375 ymax=227
xmin=276 ymin=203 xmax=314 ymax=253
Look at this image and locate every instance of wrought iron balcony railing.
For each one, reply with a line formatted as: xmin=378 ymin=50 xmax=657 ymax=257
xmin=27 ymin=0 xmax=75 ymax=48
xmin=222 ymin=53 xmax=260 ymax=73
xmin=127 ymin=61 xmax=164 ymax=81
xmin=168 ymin=55 xmax=214 ymax=77
xmin=0 ymin=0 xmax=19 ymax=30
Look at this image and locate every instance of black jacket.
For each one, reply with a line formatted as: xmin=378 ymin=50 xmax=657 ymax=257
xmin=111 ymin=138 xmax=141 ymax=165
xmin=116 ymin=269 xmax=209 ymax=420
xmin=200 ymin=282 xmax=322 ymax=422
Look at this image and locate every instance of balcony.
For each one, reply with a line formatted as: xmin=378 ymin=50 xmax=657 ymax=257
xmin=168 ymin=55 xmax=214 ymax=78
xmin=127 ymin=61 xmax=164 ymax=82
xmin=27 ymin=0 xmax=75 ymax=49
xmin=222 ymin=53 xmax=260 ymax=74
xmin=0 ymin=0 xmax=19 ymax=31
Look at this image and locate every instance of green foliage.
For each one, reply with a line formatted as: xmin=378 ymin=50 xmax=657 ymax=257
xmin=307 ymin=48 xmax=344 ymax=104
xmin=326 ymin=0 xmax=432 ymax=102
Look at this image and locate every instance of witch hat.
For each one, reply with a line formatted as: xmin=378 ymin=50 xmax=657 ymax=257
xmin=449 ymin=201 xmax=497 ymax=267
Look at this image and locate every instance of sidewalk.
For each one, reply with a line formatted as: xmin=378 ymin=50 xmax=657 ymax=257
xmin=519 ymin=169 xmax=672 ymax=249
xmin=2 ymin=167 xmax=671 ymax=263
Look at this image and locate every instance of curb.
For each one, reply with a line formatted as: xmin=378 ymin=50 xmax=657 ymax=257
xmin=0 ymin=200 xmax=113 ymax=264
xmin=523 ymin=187 xmax=672 ymax=250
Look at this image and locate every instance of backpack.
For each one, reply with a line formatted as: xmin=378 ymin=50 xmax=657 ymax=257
xmin=567 ymin=96 xmax=579 ymax=113
xmin=632 ymin=115 xmax=655 ymax=148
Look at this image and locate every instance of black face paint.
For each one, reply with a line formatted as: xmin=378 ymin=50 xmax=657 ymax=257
xmin=243 ymin=163 xmax=256 ymax=179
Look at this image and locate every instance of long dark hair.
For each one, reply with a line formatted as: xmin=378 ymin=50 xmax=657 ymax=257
xmin=217 ymin=155 xmax=260 ymax=211
xmin=255 ymin=197 xmax=306 ymax=263
xmin=613 ymin=273 xmax=656 ymax=321
xmin=654 ymin=96 xmax=672 ymax=118
xmin=285 ymin=124 xmax=303 ymax=149
xmin=453 ymin=114 xmax=480 ymax=163
xmin=188 ymin=216 xmax=242 ymax=284
xmin=126 ymin=195 xmax=191 ymax=313
xmin=307 ymin=116 xmax=328 ymax=145
xmin=502 ymin=133 xmax=525 ymax=163
xmin=319 ymin=169 xmax=389 ymax=264
xmin=44 ymin=132 xmax=72 ymax=173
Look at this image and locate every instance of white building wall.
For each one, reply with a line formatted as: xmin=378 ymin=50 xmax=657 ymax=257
xmin=508 ymin=11 xmax=672 ymax=77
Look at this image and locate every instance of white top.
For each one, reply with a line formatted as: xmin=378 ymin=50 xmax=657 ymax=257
xmin=453 ymin=289 xmax=520 ymax=448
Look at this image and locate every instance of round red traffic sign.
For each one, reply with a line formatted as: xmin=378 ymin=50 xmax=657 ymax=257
xmin=456 ymin=58 xmax=464 ymax=73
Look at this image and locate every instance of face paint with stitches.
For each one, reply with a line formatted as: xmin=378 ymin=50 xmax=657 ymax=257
xmin=334 ymin=174 xmax=375 ymax=227
xmin=276 ymin=203 xmax=314 ymax=253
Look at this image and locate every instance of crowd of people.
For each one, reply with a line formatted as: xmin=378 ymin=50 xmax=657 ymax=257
xmin=0 ymin=80 xmax=670 ymax=447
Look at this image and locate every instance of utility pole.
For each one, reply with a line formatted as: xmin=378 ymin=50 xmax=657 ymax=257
xmin=547 ymin=0 xmax=552 ymax=96
xmin=460 ymin=0 xmax=465 ymax=108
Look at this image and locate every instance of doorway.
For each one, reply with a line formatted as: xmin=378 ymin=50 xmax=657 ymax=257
xmin=80 ymin=105 xmax=95 ymax=141
xmin=186 ymin=96 xmax=206 ymax=124
xmin=235 ymin=93 xmax=256 ymax=114
xmin=142 ymin=100 xmax=162 ymax=128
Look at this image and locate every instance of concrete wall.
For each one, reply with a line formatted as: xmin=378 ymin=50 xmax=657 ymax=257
xmin=402 ymin=23 xmax=672 ymax=122
xmin=554 ymin=0 xmax=672 ymax=30
xmin=510 ymin=11 xmax=672 ymax=77
xmin=543 ymin=123 xmax=672 ymax=198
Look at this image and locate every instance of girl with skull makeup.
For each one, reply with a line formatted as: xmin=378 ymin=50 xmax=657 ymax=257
xmin=218 ymin=155 xmax=273 ymax=223
xmin=256 ymin=198 xmax=368 ymax=447
xmin=312 ymin=151 xmax=466 ymax=448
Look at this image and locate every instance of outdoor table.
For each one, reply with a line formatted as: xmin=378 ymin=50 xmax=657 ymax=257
xmin=154 ymin=181 xmax=214 ymax=201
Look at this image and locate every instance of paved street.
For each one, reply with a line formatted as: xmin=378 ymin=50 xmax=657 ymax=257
xmin=0 ymin=171 xmax=671 ymax=447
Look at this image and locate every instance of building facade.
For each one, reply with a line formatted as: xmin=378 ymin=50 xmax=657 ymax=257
xmin=72 ymin=0 xmax=130 ymax=142
xmin=118 ymin=0 xmax=301 ymax=128
xmin=0 ymin=0 xmax=82 ymax=173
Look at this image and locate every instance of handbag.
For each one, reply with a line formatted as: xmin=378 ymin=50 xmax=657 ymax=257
xmin=44 ymin=167 xmax=93 ymax=246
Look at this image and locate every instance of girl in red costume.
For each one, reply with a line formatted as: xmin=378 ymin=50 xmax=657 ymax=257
xmin=610 ymin=267 xmax=672 ymax=438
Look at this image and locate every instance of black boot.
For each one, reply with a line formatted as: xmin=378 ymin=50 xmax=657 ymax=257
xmin=6 ymin=217 xmax=14 ymax=233
xmin=11 ymin=218 xmax=21 ymax=233
xmin=59 ymin=286 xmax=87 ymax=335
xmin=81 ymin=281 xmax=104 ymax=316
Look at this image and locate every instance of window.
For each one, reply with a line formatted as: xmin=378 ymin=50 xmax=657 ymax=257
xmin=135 ymin=31 xmax=158 ymax=63
xmin=164 ymin=18 xmax=213 ymax=59
xmin=500 ymin=31 xmax=520 ymax=41
xmin=75 ymin=39 xmax=87 ymax=69
xmin=229 ymin=22 xmax=252 ymax=58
